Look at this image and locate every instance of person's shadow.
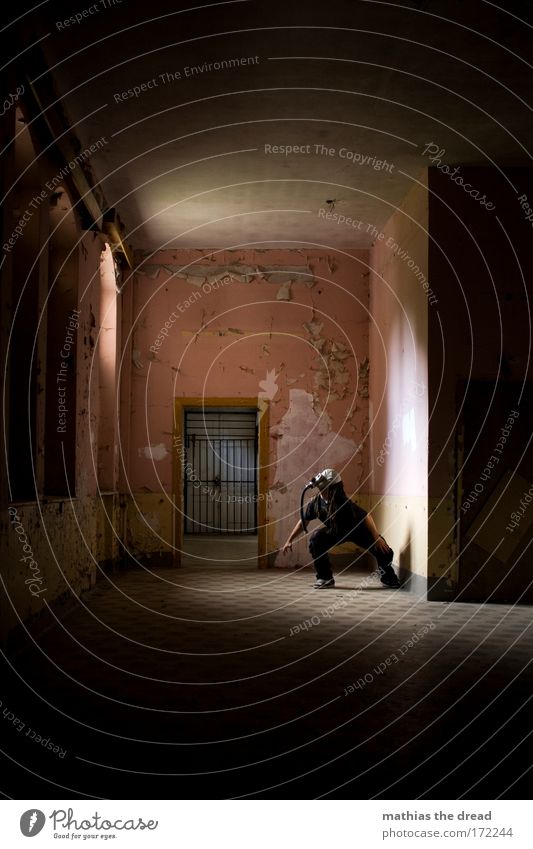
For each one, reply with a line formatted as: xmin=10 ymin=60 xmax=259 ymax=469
xmin=398 ymin=525 xmax=412 ymax=588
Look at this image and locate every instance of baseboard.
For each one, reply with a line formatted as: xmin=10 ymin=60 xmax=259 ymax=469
xmin=427 ymin=574 xmax=457 ymax=602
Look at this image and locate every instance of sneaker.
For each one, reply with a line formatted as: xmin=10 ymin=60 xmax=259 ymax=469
xmin=313 ymin=578 xmax=335 ymax=589
xmin=380 ymin=573 xmax=400 ymax=588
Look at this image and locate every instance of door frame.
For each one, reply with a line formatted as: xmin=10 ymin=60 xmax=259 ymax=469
xmin=173 ymin=397 xmax=269 ymax=567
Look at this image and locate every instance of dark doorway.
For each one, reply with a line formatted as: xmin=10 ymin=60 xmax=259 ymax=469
xmin=457 ymin=381 xmax=533 ymax=603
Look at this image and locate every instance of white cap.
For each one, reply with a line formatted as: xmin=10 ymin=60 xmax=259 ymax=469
xmin=313 ymin=468 xmax=342 ymax=491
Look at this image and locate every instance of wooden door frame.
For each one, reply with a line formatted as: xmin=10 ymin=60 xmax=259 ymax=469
xmin=173 ymin=397 xmax=269 ymax=567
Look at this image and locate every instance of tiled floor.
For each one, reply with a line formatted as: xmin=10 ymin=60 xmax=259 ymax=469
xmin=2 ymin=536 xmax=533 ymax=799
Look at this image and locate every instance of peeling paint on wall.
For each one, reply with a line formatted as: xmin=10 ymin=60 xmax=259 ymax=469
xmin=137 ymin=260 xmax=316 ymax=289
xmin=276 ymin=281 xmax=292 ymax=301
xmin=303 ymin=317 xmax=354 ymax=404
xmin=139 ymin=443 xmax=168 ymax=461
xmin=358 ymin=357 xmax=370 ymax=397
xmin=132 ymin=348 xmax=144 ymax=369
xmin=129 ymin=248 xmax=370 ymax=560
xmin=272 ymin=389 xmax=358 ymax=567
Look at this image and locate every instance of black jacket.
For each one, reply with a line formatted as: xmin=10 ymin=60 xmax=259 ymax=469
xmin=304 ymin=494 xmax=368 ymax=536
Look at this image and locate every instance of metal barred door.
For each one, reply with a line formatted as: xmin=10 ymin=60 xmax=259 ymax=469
xmin=184 ymin=410 xmax=258 ymax=533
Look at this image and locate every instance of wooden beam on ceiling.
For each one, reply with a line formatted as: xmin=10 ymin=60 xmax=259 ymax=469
xmin=102 ymin=209 xmax=134 ymax=270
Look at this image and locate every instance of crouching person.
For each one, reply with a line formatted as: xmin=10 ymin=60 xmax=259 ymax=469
xmin=282 ymin=469 xmax=400 ymax=589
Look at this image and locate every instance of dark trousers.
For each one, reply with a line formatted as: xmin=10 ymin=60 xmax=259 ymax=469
xmin=308 ymin=525 xmax=394 ymax=580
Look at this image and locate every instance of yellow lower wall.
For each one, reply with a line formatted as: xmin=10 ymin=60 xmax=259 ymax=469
xmin=368 ymin=494 xmax=428 ymax=582
xmin=1 ymin=498 xmax=99 ymax=643
xmin=126 ymin=491 xmax=381 ymax=569
xmin=95 ymin=493 xmax=122 ymax=566
xmin=1 ymin=495 xmax=126 ymax=644
xmin=427 ymin=496 xmax=458 ymax=598
xmin=125 ymin=493 xmax=174 ymax=558
xmin=85 ymin=490 xmax=428 ymax=588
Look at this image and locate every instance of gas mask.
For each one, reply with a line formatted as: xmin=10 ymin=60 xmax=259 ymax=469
xmin=300 ymin=469 xmax=342 ymax=531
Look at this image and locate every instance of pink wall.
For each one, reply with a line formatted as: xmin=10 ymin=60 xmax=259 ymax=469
xmin=124 ymin=248 xmax=370 ymax=559
xmin=97 ymin=243 xmax=119 ymax=492
xmin=1 ymin=227 xmax=112 ymax=641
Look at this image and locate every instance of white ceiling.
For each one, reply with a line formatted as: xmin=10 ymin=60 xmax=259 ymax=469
xmin=20 ymin=0 xmax=533 ymax=248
